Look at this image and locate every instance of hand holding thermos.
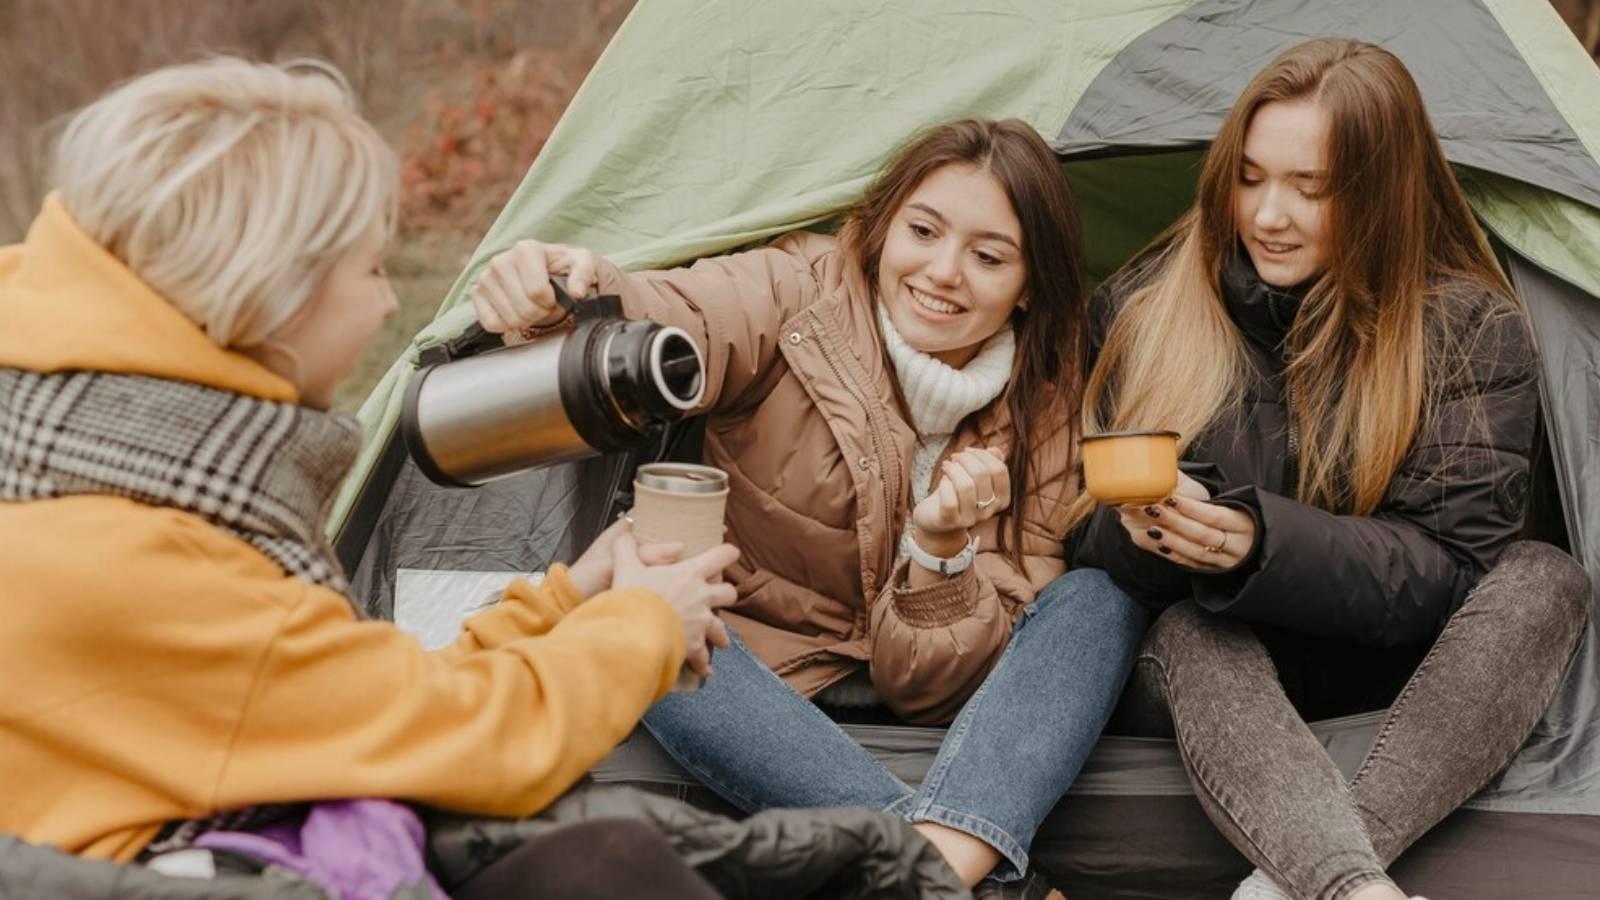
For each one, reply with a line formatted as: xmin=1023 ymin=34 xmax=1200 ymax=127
xmin=471 ymin=240 xmax=603 ymax=336
xmin=403 ymin=240 xmax=705 ymax=487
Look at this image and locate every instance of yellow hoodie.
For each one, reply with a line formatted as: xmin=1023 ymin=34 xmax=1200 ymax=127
xmin=0 ymin=196 xmax=685 ymax=862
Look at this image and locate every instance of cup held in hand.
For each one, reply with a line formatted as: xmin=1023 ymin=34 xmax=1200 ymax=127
xmin=630 ymin=462 xmax=729 ymax=556
xmin=631 ymin=462 xmax=730 ymax=693
xmin=1080 ymin=430 xmax=1180 ymax=506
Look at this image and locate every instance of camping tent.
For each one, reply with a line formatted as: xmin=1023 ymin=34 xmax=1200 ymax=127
xmin=334 ymin=0 xmax=1600 ymax=896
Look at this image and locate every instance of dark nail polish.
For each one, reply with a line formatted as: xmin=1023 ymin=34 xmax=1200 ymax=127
xmin=1147 ymin=527 xmax=1163 ymax=540
xmin=1144 ymin=506 xmax=1161 ymax=518
xmin=1163 ymin=497 xmax=1179 ymax=508
xmin=1158 ymin=545 xmax=1172 ymax=555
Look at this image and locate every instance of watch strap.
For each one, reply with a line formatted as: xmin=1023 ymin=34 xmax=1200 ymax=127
xmin=902 ymin=532 xmax=979 ymax=576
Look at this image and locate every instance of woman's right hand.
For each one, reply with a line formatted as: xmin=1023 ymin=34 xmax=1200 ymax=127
xmin=469 ymin=239 xmax=604 ymax=335
xmin=610 ymin=530 xmax=738 ymax=679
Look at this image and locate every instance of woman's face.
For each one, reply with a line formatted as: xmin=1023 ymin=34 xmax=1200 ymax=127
xmin=876 ymin=162 xmax=1027 ymax=368
xmin=258 ymin=218 xmax=397 ymax=409
xmin=1235 ymin=98 xmax=1333 ymax=288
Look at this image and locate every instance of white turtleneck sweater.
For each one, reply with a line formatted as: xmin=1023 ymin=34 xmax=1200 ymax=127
xmin=875 ymin=302 xmax=1015 ymax=567
xmin=815 ymin=304 xmax=1017 ymax=709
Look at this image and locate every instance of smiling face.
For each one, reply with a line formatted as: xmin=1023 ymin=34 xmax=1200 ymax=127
xmin=1235 ymin=98 xmax=1333 ymax=288
xmin=876 ymin=162 xmax=1028 ymax=368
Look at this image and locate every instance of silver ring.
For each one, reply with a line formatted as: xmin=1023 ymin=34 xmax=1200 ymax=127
xmin=976 ymin=495 xmax=997 ymax=510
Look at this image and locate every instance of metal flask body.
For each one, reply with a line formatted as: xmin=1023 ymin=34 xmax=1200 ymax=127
xmin=402 ymin=289 xmax=705 ymax=487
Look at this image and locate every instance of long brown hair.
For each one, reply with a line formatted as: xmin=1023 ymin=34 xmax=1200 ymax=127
xmin=841 ymin=118 xmax=1088 ymax=562
xmin=1084 ymin=39 xmax=1511 ymax=515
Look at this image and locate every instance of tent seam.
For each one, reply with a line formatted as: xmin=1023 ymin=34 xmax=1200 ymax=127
xmin=1479 ymin=0 xmax=1600 ymax=171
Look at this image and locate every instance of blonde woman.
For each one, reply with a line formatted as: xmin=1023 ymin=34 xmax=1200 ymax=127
xmin=1074 ymin=39 xmax=1588 ymax=900
xmin=0 ymin=58 xmax=736 ymax=899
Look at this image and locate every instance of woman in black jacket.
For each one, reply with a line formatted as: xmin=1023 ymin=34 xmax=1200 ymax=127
xmin=1074 ymin=38 xmax=1588 ymax=900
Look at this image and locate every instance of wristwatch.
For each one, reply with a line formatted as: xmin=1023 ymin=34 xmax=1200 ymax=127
xmin=903 ymin=532 xmax=980 ymax=576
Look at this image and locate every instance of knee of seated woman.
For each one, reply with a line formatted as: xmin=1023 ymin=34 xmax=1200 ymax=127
xmin=1030 ymin=568 xmax=1142 ymax=620
xmin=1142 ymin=600 xmax=1258 ymax=666
xmin=1464 ymin=541 xmax=1590 ymax=639
xmin=1037 ymin=567 xmax=1123 ymax=600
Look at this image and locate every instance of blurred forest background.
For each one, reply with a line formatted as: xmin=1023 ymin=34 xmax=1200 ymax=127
xmin=0 ymin=0 xmax=634 ymax=408
xmin=1 ymin=0 xmax=1596 ymax=409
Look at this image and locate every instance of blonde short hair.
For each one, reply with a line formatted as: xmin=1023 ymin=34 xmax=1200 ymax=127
xmin=52 ymin=57 xmax=399 ymax=348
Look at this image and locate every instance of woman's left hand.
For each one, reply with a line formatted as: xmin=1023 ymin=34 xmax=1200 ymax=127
xmin=911 ymin=447 xmax=1011 ymax=539
xmin=1115 ymin=472 xmax=1257 ymax=572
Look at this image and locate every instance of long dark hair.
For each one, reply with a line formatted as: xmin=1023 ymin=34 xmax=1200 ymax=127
xmin=840 ymin=118 xmax=1088 ymax=563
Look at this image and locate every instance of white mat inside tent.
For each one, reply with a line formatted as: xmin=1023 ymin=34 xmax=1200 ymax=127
xmin=393 ymin=568 xmax=539 ymax=650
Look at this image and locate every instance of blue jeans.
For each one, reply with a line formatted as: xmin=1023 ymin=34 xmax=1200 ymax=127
xmin=642 ymin=568 xmax=1146 ymax=882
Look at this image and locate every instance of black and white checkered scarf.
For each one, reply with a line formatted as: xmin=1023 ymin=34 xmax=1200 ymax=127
xmin=0 ymin=366 xmax=367 ymax=852
xmin=0 ymin=367 xmax=359 ymax=599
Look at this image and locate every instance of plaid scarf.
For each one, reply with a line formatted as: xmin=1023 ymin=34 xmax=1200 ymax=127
xmin=0 ymin=366 xmax=366 ymax=852
xmin=0 ymin=367 xmax=359 ymax=597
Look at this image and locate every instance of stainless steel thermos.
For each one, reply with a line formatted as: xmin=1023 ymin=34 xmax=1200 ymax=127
xmin=401 ymin=280 xmax=706 ymax=487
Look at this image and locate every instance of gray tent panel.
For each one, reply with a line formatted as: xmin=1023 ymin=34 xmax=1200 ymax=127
xmin=593 ymin=710 xmax=1390 ymax=799
xmin=1055 ymin=0 xmax=1600 ymax=211
xmin=1486 ymin=252 xmax=1600 ymax=814
xmin=349 ymin=456 xmax=628 ymax=619
xmin=1511 ymin=254 xmax=1600 ymax=574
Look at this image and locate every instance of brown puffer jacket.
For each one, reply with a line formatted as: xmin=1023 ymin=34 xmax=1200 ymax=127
xmin=599 ymin=231 xmax=1078 ymax=724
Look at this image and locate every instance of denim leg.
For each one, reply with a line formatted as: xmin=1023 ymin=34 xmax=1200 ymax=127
xmin=1349 ymin=541 xmax=1590 ymax=867
xmin=1142 ymin=602 xmax=1393 ymax=900
xmin=1145 ymin=543 xmax=1591 ymax=900
xmin=901 ymin=568 xmax=1149 ymax=882
xmin=642 ymin=632 xmax=914 ymax=814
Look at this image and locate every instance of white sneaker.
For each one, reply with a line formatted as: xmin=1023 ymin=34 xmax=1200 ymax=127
xmin=1231 ymin=869 xmax=1294 ymax=900
xmin=1231 ymin=870 xmax=1428 ymax=900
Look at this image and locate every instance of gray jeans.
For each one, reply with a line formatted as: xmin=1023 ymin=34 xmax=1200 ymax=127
xmin=1130 ymin=541 xmax=1590 ymax=900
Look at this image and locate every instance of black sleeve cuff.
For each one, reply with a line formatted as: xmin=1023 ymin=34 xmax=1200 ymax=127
xmin=1191 ymin=486 xmax=1266 ymax=600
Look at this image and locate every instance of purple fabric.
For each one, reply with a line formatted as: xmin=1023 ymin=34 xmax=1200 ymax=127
xmin=195 ymin=799 xmax=448 ymax=900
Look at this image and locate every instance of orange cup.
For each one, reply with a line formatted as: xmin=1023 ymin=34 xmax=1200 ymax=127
xmin=1080 ymin=430 xmax=1181 ymax=506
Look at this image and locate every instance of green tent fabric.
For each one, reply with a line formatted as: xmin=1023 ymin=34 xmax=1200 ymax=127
xmin=335 ymin=0 xmax=1600 ymax=895
xmin=332 ymin=0 xmax=1192 ymax=527
xmin=331 ymin=0 xmax=1600 ymax=530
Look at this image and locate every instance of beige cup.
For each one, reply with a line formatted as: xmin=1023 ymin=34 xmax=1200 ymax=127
xmin=1080 ymin=430 xmax=1181 ymax=506
xmin=630 ymin=462 xmax=730 ymax=692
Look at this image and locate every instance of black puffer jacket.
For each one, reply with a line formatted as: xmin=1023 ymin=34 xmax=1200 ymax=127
xmin=0 ymin=784 xmax=970 ymax=900
xmin=1074 ymin=250 xmax=1539 ymax=649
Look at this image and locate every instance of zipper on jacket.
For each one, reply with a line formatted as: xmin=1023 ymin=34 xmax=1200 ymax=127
xmin=1282 ymin=348 xmax=1301 ymax=491
xmin=1285 ymin=385 xmax=1301 ymax=486
xmin=809 ymin=319 xmax=899 ymax=593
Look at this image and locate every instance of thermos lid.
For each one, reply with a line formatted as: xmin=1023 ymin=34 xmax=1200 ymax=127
xmin=636 ymin=462 xmax=728 ymax=493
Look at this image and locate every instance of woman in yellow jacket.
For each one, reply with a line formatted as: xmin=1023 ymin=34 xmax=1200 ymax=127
xmin=0 ymin=58 xmax=737 ymax=899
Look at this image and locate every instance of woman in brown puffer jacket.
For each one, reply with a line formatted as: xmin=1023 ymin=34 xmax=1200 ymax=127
xmin=471 ymin=119 xmax=1148 ymax=895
